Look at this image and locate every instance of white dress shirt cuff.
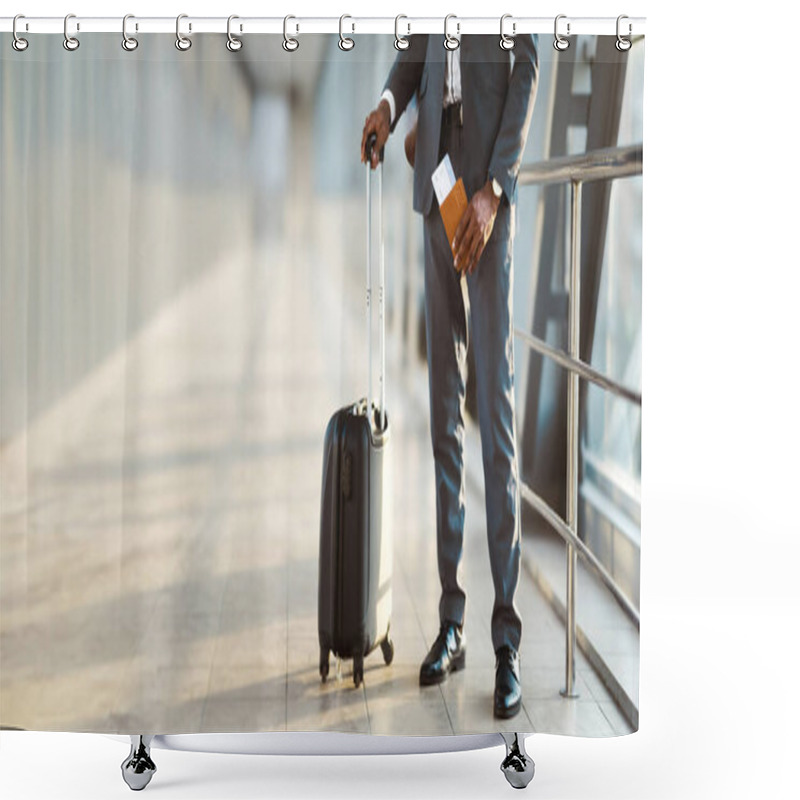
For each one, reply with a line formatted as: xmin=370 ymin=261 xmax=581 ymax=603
xmin=380 ymin=89 xmax=396 ymax=126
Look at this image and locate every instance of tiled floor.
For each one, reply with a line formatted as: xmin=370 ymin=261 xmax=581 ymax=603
xmin=0 ymin=234 xmax=632 ymax=738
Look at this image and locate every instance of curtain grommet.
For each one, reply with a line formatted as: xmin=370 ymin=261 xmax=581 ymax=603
xmin=122 ymin=14 xmax=139 ymax=51
xmin=443 ymin=14 xmax=459 ymax=51
xmin=63 ymin=13 xmax=80 ymax=51
xmin=283 ymin=15 xmax=299 ymax=52
xmin=499 ymin=14 xmax=515 ymax=51
xmin=226 ymin=15 xmax=243 ymax=52
xmin=12 ymin=14 xmax=29 ymax=51
xmin=554 ymin=14 xmax=570 ymax=51
xmin=394 ymin=15 xmax=410 ymax=51
xmin=616 ymin=15 xmax=632 ymax=51
xmin=175 ymin=14 xmax=192 ymax=51
xmin=339 ymin=14 xmax=355 ymax=51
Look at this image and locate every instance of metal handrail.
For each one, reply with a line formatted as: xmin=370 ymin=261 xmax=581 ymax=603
xmin=518 ymin=144 xmax=642 ymax=186
xmin=514 ymin=327 xmax=641 ymax=406
xmin=517 ymin=143 xmax=643 ymax=696
xmin=520 ymin=483 xmax=641 ymax=629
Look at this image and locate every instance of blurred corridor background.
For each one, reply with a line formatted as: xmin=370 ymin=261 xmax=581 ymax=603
xmin=0 ymin=33 xmax=642 ymax=735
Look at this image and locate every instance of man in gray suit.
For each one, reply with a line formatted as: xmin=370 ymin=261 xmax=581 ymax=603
xmin=361 ymin=33 xmax=538 ymax=719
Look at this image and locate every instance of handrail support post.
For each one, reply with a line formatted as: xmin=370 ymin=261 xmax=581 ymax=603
xmin=561 ymin=178 xmax=582 ymax=699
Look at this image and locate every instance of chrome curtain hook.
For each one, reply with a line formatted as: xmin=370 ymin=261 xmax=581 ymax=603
xmin=227 ymin=15 xmax=243 ymax=51
xmin=394 ymin=14 xmax=410 ymax=50
xmin=175 ymin=13 xmax=192 ymax=51
xmin=339 ymin=14 xmax=354 ymax=51
xmin=63 ymin=13 xmax=80 ymax=51
xmin=616 ymin=14 xmax=632 ymax=51
xmin=122 ymin=14 xmax=139 ymax=51
xmin=444 ymin=14 xmax=459 ymax=51
xmin=499 ymin=14 xmax=515 ymax=51
xmin=283 ymin=15 xmax=299 ymax=52
xmin=554 ymin=14 xmax=570 ymax=51
xmin=12 ymin=14 xmax=29 ymax=52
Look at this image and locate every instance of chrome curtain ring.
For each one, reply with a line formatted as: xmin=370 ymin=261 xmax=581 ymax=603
xmin=499 ymin=14 xmax=515 ymax=51
xmin=339 ymin=14 xmax=354 ymax=51
xmin=394 ymin=15 xmax=410 ymax=51
xmin=227 ymin=15 xmax=243 ymax=51
xmin=122 ymin=14 xmax=139 ymax=51
xmin=283 ymin=15 xmax=299 ymax=52
xmin=175 ymin=14 xmax=192 ymax=51
xmin=616 ymin=15 xmax=632 ymax=51
xmin=12 ymin=14 xmax=29 ymax=52
xmin=63 ymin=13 xmax=80 ymax=51
xmin=553 ymin=14 xmax=570 ymax=51
xmin=444 ymin=14 xmax=459 ymax=51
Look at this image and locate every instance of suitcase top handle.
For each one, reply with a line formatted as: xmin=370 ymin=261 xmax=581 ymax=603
xmin=365 ymin=133 xmax=385 ymax=164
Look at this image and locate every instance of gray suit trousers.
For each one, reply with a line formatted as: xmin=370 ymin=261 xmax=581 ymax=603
xmin=423 ymin=115 xmax=522 ymax=652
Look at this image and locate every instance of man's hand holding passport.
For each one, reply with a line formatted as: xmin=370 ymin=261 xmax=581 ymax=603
xmin=432 ymin=155 xmax=501 ymax=275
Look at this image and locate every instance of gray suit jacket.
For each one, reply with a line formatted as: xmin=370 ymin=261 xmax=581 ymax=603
xmin=384 ymin=34 xmax=538 ymax=216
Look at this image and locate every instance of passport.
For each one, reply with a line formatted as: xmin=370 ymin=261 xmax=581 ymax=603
xmin=432 ymin=155 xmax=468 ymax=259
xmin=440 ymin=178 xmax=468 ymax=259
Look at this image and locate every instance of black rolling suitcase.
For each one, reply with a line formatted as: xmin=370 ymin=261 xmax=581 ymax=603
xmin=318 ymin=135 xmax=393 ymax=688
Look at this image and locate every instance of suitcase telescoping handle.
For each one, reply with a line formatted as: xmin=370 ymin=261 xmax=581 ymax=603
xmin=365 ymin=134 xmax=386 ymax=433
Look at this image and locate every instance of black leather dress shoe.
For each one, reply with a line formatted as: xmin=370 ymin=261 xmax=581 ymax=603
xmin=494 ymin=645 xmax=522 ymax=719
xmin=419 ymin=621 xmax=465 ymax=686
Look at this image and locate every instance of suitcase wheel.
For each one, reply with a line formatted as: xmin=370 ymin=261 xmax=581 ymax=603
xmin=320 ymin=648 xmax=330 ymax=682
xmin=381 ymin=635 xmax=394 ymax=666
xmin=353 ymin=655 xmax=364 ymax=688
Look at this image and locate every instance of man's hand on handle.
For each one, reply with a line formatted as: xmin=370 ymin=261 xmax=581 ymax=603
xmin=361 ymin=99 xmax=391 ymax=169
xmin=452 ymin=181 xmax=501 ymax=275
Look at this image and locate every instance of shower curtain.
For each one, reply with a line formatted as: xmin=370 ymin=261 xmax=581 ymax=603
xmin=0 ymin=26 xmax=643 ymax=739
